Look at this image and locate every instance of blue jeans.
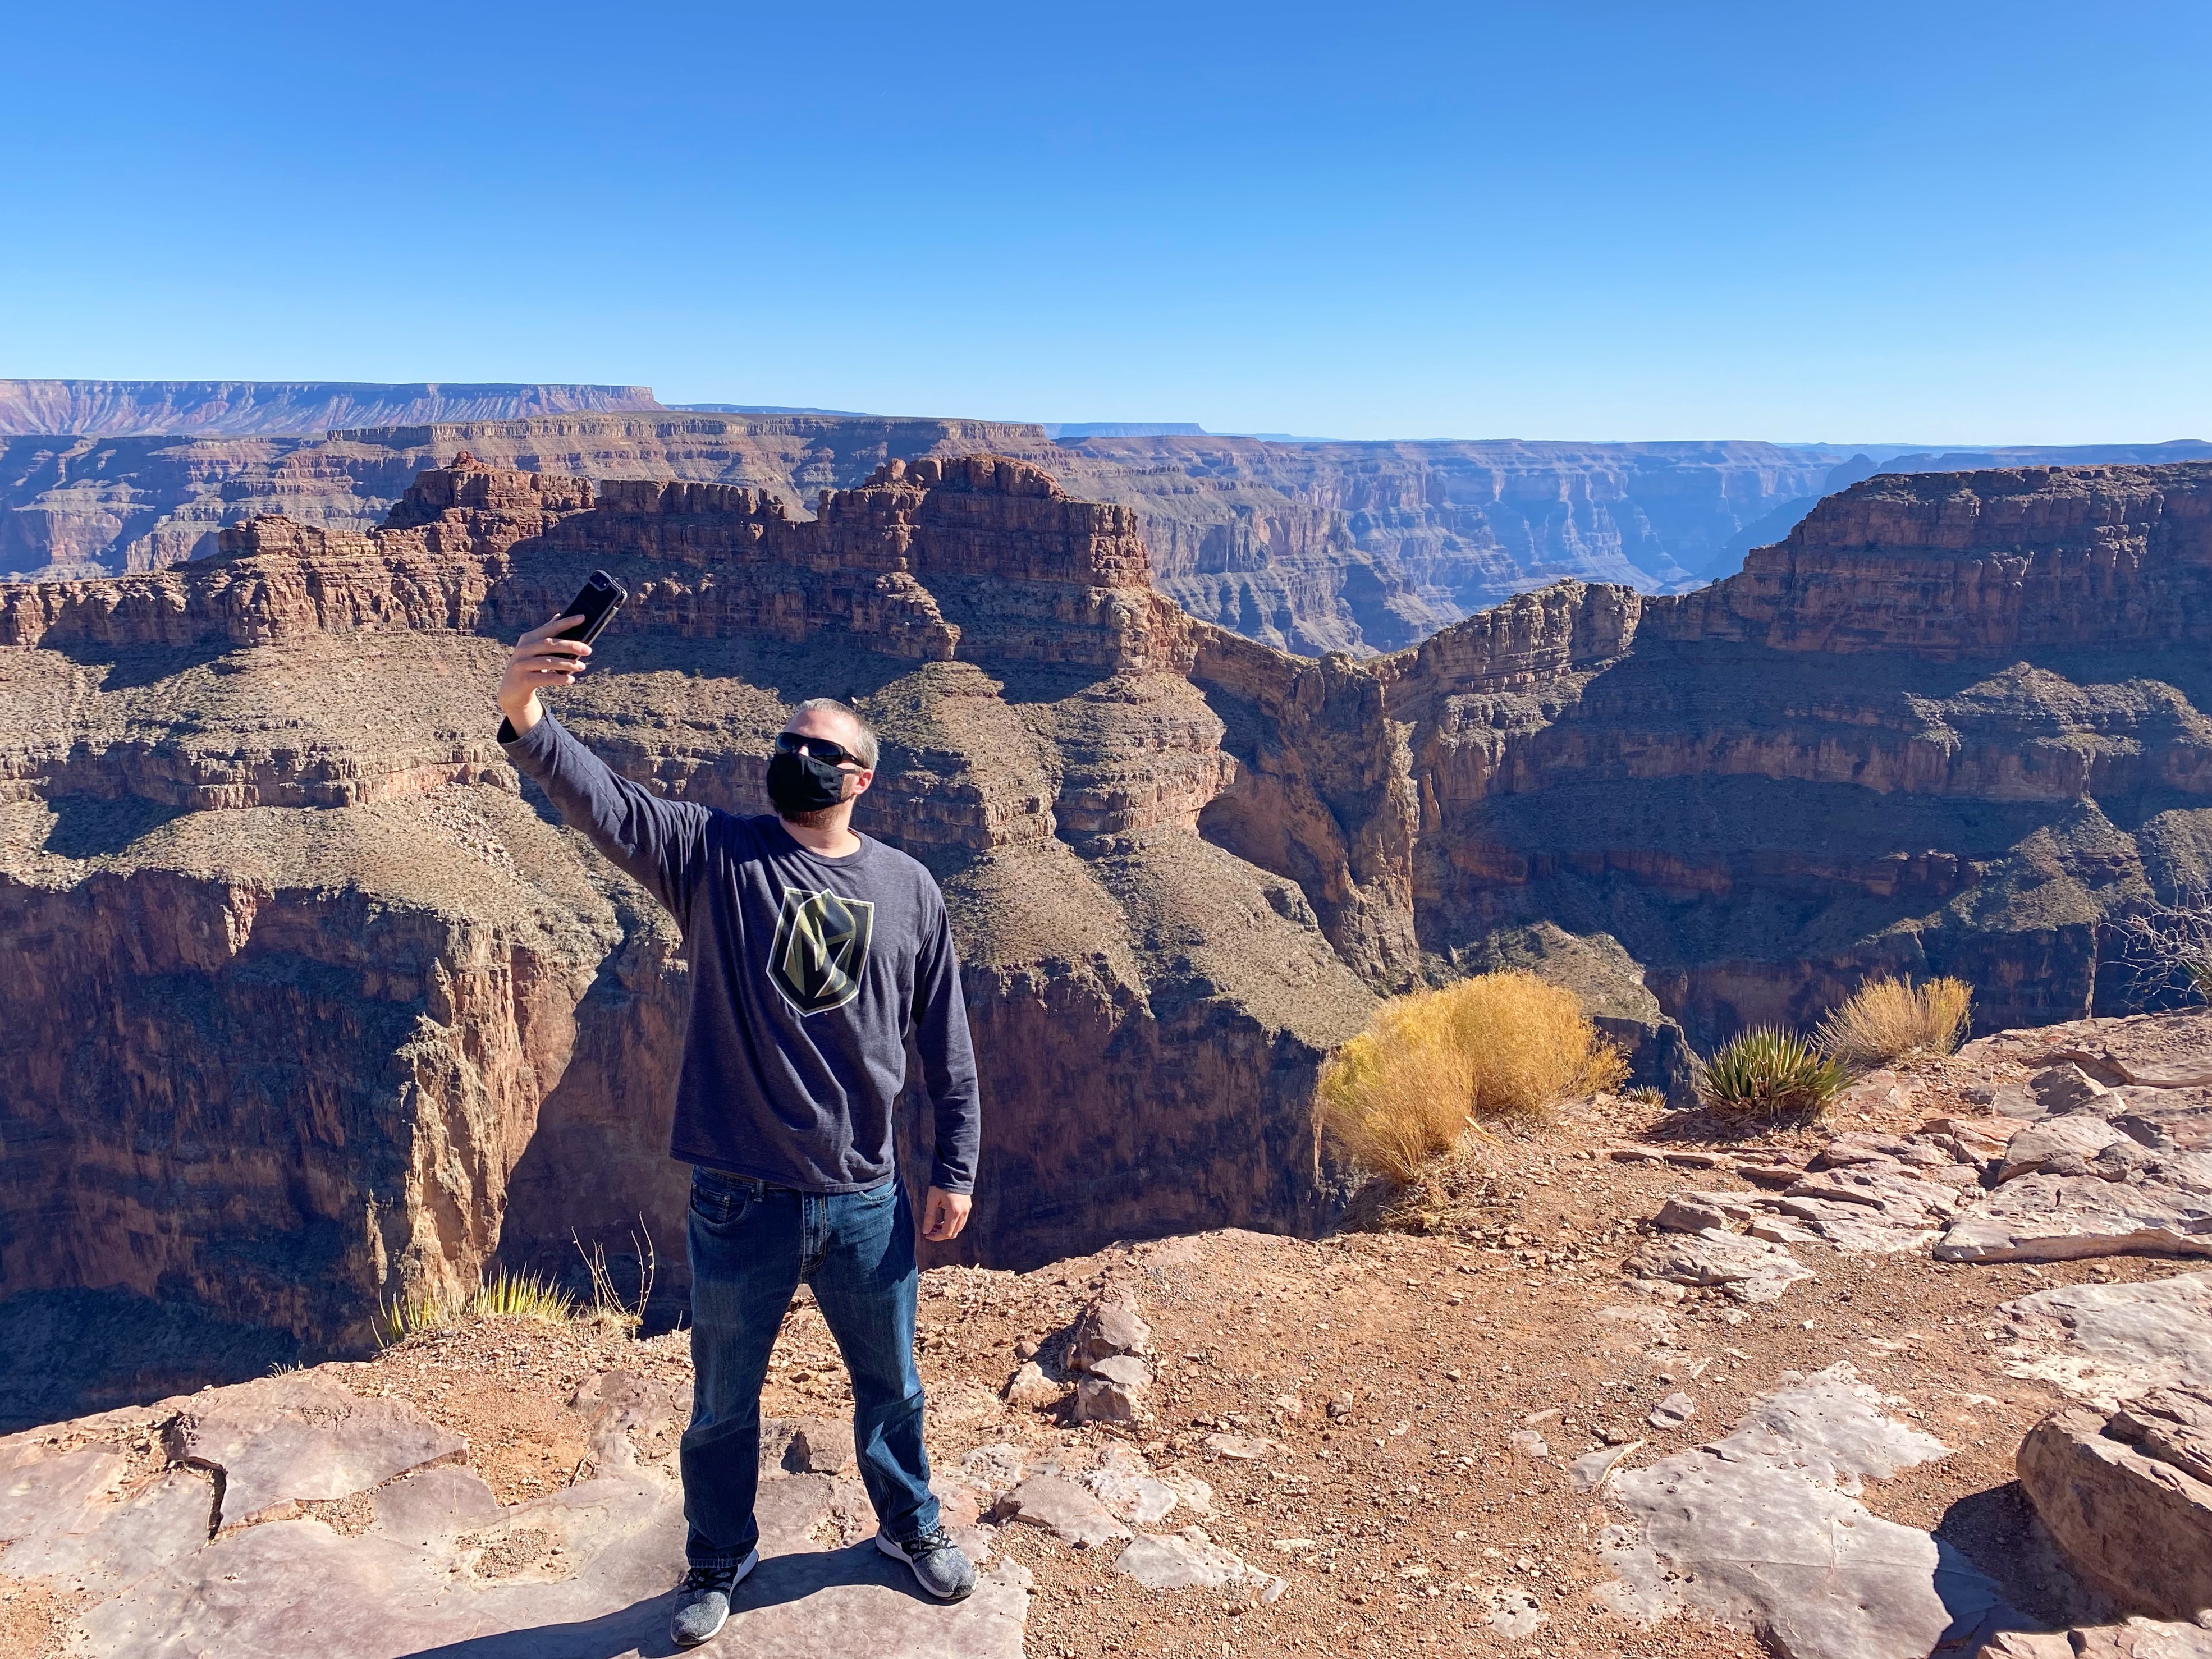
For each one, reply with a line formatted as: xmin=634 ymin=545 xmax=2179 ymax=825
xmin=680 ymin=1168 xmax=940 ymax=1570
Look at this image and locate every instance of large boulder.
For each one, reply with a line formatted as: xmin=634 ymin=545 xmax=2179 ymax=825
xmin=2018 ymin=1387 xmax=2212 ymax=1621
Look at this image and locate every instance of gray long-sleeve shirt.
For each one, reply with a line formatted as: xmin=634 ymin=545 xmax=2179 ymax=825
xmin=501 ymin=713 xmax=982 ymax=1194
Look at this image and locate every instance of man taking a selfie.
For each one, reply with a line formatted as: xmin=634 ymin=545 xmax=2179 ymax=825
xmin=496 ymin=609 xmax=983 ymax=1647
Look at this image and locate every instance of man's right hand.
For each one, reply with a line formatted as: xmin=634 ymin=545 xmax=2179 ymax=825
xmin=496 ymin=616 xmax=590 ymax=735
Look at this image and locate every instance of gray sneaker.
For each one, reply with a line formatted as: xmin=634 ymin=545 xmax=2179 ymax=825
xmin=876 ymin=1524 xmax=977 ymax=1601
xmin=670 ymin=1549 xmax=758 ymax=1647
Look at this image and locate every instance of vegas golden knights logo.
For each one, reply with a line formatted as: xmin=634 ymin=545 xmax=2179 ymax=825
xmin=767 ymin=887 xmax=874 ymax=1015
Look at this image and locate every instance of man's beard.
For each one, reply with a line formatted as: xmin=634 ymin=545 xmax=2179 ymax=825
xmin=780 ymin=803 xmax=844 ymax=830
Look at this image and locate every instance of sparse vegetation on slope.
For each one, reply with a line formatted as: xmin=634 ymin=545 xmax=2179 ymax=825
xmin=1694 ymin=1027 xmax=1847 ymax=1119
xmin=1318 ymin=970 xmax=1626 ymax=1182
xmin=1815 ymin=975 xmax=1972 ymax=1068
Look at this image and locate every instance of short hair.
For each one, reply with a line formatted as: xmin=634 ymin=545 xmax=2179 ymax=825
xmin=788 ymin=697 xmax=880 ymax=769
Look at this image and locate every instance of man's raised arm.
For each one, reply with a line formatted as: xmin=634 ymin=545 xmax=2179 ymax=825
xmin=496 ymin=615 xmax=708 ymax=917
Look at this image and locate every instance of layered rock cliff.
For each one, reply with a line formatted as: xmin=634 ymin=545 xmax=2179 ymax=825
xmin=2 ymin=416 xmax=1862 ymax=654
xmin=0 ymin=379 xmax=666 ymax=438
xmin=11 ymin=453 xmax=2210 ymax=1409
xmin=1196 ymin=462 xmax=2212 ymax=1044
xmin=0 ymin=452 xmax=1373 ymax=1375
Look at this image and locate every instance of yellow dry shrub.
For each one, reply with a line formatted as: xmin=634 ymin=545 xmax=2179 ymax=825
xmin=1317 ymin=970 xmax=1628 ymax=1183
xmin=1814 ymin=975 xmax=1973 ymax=1069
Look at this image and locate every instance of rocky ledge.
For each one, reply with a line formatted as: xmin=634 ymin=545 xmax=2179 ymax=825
xmin=12 ymin=1009 xmax=2212 ymax=1658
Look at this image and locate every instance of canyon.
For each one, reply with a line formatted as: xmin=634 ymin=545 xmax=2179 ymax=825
xmin=4 ymin=448 xmax=2211 ymax=1432
xmin=1 ymin=392 xmax=1874 ymax=653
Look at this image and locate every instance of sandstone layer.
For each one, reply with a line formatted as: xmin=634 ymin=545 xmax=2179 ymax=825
xmin=1188 ymin=462 xmax=2212 ymax=1036
xmin=8 ymin=452 xmax=2212 ymax=1415
xmin=0 ymin=379 xmax=665 ymax=439
xmin=2 ymin=414 xmax=1863 ymax=653
xmin=0 ymin=451 xmax=1375 ymax=1382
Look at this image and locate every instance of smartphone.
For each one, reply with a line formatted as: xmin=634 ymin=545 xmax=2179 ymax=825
xmin=554 ymin=570 xmax=628 ymax=646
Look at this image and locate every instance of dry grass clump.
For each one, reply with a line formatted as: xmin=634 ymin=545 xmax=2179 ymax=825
xmin=1694 ymin=1028 xmax=1847 ymax=1119
xmin=377 ymin=1268 xmax=578 ymax=1345
xmin=1318 ymin=970 xmax=1627 ymax=1183
xmin=1815 ymin=975 xmax=1972 ymax=1069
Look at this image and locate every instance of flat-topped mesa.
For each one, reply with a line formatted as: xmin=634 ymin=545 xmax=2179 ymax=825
xmin=1650 ymin=462 xmax=2212 ymax=658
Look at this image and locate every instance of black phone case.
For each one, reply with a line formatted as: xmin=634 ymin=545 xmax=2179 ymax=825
xmin=555 ymin=570 xmax=628 ymax=645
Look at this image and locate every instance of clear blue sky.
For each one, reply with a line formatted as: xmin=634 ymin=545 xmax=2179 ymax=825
xmin=2 ymin=2 xmax=2206 ymax=443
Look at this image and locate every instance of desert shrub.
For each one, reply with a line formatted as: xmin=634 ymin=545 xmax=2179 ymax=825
xmin=2106 ymin=893 xmax=2212 ymax=1009
xmin=574 ymin=1223 xmax=658 ymax=1333
xmin=1694 ymin=1027 xmax=1847 ymax=1118
xmin=1813 ymin=975 xmax=1973 ymax=1068
xmin=376 ymin=1268 xmax=576 ymax=1345
xmin=1318 ymin=970 xmax=1628 ymax=1182
xmin=470 ymin=1270 xmax=576 ymax=1323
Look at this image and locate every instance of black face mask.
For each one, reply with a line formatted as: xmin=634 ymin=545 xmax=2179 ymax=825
xmin=767 ymin=749 xmax=849 ymax=816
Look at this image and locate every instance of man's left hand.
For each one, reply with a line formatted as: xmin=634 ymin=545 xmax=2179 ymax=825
xmin=921 ymin=1186 xmax=972 ymax=1241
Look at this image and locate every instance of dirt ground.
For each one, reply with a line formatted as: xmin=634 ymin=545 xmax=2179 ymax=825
xmin=332 ymin=1057 xmax=2174 ymax=1658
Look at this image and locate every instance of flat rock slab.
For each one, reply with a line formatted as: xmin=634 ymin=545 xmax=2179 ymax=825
xmin=995 ymin=1473 xmax=1130 ymax=1547
xmin=1570 ymin=1440 xmax=1642 ymax=1493
xmin=2069 ymin=1619 xmax=2212 ymax=1658
xmin=1961 ymin=1011 xmax=2212 ymax=1092
xmin=1596 ymin=1364 xmax=2009 ymax=1659
xmin=20 ymin=1369 xmax=1027 ymax=1659
xmin=1938 ymin=1167 xmax=2212 ymax=1263
xmin=1112 ymin=1531 xmax=1277 ymax=1596
xmin=1625 ymin=1228 xmax=1816 ymax=1303
xmin=1480 ymin=1585 xmax=1546 ymax=1638
xmin=1999 ymin=1272 xmax=2212 ymax=1406
xmin=164 ymin=1373 xmax=466 ymax=1527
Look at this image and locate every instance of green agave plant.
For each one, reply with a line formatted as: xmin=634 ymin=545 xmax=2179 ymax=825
xmin=1695 ymin=1027 xmax=1848 ymax=1117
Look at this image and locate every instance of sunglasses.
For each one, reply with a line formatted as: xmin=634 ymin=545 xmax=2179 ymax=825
xmin=775 ymin=731 xmax=864 ymax=768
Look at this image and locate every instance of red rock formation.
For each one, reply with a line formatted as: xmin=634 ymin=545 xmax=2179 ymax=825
xmin=0 ymin=452 xmax=1369 ymax=1361
xmin=11 ymin=451 xmax=2212 ymax=1382
xmin=3 ymin=415 xmax=1863 ymax=654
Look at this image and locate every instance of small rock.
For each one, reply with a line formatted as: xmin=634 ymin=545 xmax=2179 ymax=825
xmin=1647 ymin=1392 xmax=1696 ymax=1430
xmin=1973 ymin=1633 xmax=2074 ymax=1659
xmin=995 ymin=1474 xmax=1132 ymax=1548
xmin=1004 ymin=1361 xmax=1061 ymax=1410
xmin=1112 ymin=1530 xmax=1272 ymax=1592
xmin=2034 ymin=1064 xmax=2115 ymax=1115
xmin=1654 ymin=1194 xmax=1748 ymax=1232
xmin=1073 ymin=1355 xmax=1153 ymax=1424
xmin=1508 ymin=1429 xmax=1549 ymax=1459
xmin=786 ymin=1417 xmax=858 ymax=1477
xmin=1069 ymin=1294 xmax=1153 ymax=1369
xmin=1200 ymin=1433 xmax=1274 ymax=1461
xmin=1995 ymin=1115 xmax=2132 ymax=1185
xmin=1481 ymin=1585 xmax=1547 ymax=1640
xmin=1626 ymin=1228 xmax=1816 ymax=1304
xmin=1570 ymin=1440 xmax=1642 ymax=1492
xmin=1013 ymin=1340 xmax=1039 ymax=1361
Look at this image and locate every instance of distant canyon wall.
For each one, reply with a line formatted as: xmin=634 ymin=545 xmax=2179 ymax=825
xmin=2 ymin=409 xmax=1873 ymax=656
xmin=0 ymin=380 xmax=666 ymax=438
